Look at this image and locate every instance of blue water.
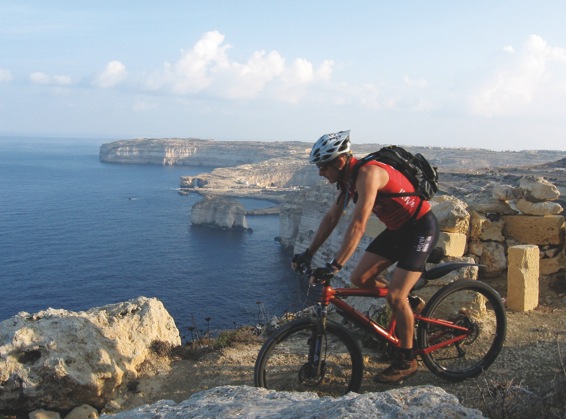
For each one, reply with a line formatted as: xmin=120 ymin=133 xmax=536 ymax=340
xmin=0 ymin=137 xmax=302 ymax=339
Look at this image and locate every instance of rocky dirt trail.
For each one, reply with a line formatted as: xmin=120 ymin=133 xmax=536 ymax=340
xmin=113 ymin=280 xmax=566 ymax=418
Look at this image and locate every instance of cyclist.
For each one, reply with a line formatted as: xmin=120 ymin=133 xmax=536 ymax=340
xmin=292 ymin=130 xmax=439 ymax=383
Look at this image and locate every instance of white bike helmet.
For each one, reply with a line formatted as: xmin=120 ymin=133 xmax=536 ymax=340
xmin=309 ymin=130 xmax=351 ymax=164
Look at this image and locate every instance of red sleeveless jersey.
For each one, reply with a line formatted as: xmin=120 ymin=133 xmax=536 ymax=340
xmin=347 ymin=157 xmax=431 ymax=230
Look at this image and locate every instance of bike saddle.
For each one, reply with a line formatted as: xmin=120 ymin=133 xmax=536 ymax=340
xmin=426 ymin=247 xmax=444 ymax=264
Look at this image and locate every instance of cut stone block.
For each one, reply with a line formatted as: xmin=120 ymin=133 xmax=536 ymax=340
xmin=507 ymin=245 xmax=539 ymax=312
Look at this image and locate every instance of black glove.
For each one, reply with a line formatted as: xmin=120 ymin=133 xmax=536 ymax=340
xmin=292 ymin=249 xmax=313 ymax=272
xmin=311 ymin=265 xmax=335 ymax=282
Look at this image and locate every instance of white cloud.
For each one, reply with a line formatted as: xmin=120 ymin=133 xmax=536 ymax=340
xmin=29 ymin=71 xmax=73 ymax=86
xmin=270 ymin=58 xmax=335 ymax=103
xmin=316 ymin=60 xmax=334 ymax=81
xmin=94 ymin=60 xmax=127 ymax=88
xmin=144 ymin=31 xmax=334 ymax=102
xmin=0 ymin=68 xmax=13 ymax=82
xmin=220 ymin=50 xmax=285 ymax=99
xmin=29 ymin=72 xmax=51 ymax=84
xmin=169 ymin=31 xmax=230 ymax=94
xmin=52 ymin=75 xmax=72 ymax=85
xmin=469 ymin=34 xmax=566 ymax=117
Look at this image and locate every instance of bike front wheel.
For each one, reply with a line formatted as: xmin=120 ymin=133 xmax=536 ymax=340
xmin=416 ymin=279 xmax=507 ymax=381
xmin=254 ymin=317 xmax=363 ymax=396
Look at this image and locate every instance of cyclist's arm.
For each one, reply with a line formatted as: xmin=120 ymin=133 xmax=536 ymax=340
xmin=332 ymin=165 xmax=388 ymax=267
xmin=305 ymin=189 xmax=346 ymax=255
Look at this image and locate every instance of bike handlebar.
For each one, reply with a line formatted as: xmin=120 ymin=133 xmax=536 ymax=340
xmin=295 ymin=263 xmax=335 ymax=283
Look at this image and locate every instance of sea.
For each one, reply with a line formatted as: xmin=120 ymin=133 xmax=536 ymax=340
xmin=0 ymin=137 xmax=304 ymax=340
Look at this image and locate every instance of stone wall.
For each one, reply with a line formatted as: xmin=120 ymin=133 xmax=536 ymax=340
xmin=467 ymin=176 xmax=564 ymax=278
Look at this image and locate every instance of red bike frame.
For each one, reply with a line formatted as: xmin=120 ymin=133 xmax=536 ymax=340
xmin=318 ymin=283 xmax=472 ymax=356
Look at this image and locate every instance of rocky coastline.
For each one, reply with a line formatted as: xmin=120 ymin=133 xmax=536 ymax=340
xmin=99 ymin=137 xmax=566 ymax=294
xmin=101 ymin=137 xmax=566 ymax=206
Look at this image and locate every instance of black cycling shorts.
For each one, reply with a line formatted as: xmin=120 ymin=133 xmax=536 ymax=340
xmin=366 ymin=211 xmax=439 ymax=272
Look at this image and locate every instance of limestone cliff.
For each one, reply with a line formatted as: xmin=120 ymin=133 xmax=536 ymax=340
xmin=99 ymin=138 xmax=566 ymax=169
xmin=180 ymin=156 xmax=320 ymax=202
xmin=99 ymin=138 xmax=310 ymax=167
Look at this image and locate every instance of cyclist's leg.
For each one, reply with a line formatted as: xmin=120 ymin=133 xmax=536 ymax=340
xmin=387 ymin=268 xmax=423 ymax=349
xmin=350 ymin=252 xmax=392 ymax=290
xmin=390 ymin=212 xmax=439 ymax=350
xmin=350 ymin=229 xmax=397 ymax=289
xmin=375 ymin=212 xmax=439 ymax=383
xmin=374 ymin=269 xmax=423 ymax=384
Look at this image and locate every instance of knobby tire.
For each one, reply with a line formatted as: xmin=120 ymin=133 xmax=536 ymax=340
xmin=254 ymin=317 xmax=363 ymax=396
xmin=416 ymin=279 xmax=507 ymax=381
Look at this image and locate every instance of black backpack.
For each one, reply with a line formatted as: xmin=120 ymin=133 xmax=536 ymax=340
xmin=351 ymin=145 xmax=439 ymax=201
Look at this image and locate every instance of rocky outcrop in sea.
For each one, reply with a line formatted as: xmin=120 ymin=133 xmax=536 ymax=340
xmin=190 ymin=196 xmax=250 ymax=231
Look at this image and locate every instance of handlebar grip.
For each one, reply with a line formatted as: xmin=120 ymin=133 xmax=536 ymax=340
xmin=311 ymin=267 xmax=334 ymax=282
xmin=294 ymin=263 xmax=311 ymax=274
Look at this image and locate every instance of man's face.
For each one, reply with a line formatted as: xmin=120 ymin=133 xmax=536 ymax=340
xmin=316 ymin=158 xmax=342 ymax=183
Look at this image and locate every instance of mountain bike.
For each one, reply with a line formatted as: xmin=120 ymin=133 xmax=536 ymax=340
xmin=253 ymin=258 xmax=507 ymax=396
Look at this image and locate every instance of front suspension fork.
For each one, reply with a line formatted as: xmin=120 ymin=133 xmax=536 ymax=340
xmin=308 ymin=305 xmax=328 ymax=374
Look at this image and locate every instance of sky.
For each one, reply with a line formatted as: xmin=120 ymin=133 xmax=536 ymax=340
xmin=1 ymin=1 xmax=566 ymax=151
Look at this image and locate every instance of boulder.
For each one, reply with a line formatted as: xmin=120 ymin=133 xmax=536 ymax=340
xmin=469 ymin=212 xmax=505 ymax=242
xmin=540 ymin=255 xmax=564 ymax=275
xmin=0 ymin=297 xmax=180 ymax=411
xmin=519 ymin=176 xmax=560 ymax=202
xmin=436 ymin=232 xmax=467 ymax=257
xmin=492 ymin=184 xmax=522 ymax=201
xmin=100 ymin=385 xmax=485 ymax=418
xmin=468 ymin=241 xmax=507 ymax=277
xmin=66 ymin=404 xmax=99 ymax=419
xmin=516 ymin=198 xmax=563 ymax=216
xmin=466 ymin=199 xmax=519 ymax=215
xmin=430 ymin=196 xmax=470 ymax=234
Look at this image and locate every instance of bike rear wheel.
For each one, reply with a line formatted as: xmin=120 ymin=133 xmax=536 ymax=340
xmin=254 ymin=317 xmax=363 ymax=396
xmin=417 ymin=280 xmax=506 ymax=381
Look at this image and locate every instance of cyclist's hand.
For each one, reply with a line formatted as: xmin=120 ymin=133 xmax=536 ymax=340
xmin=291 ymin=249 xmax=312 ymax=273
xmin=310 ymin=265 xmax=335 ymax=284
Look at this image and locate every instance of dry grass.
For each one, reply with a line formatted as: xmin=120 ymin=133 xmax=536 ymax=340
xmin=477 ymin=338 xmax=566 ymax=419
xmin=150 ymin=326 xmax=264 ymax=362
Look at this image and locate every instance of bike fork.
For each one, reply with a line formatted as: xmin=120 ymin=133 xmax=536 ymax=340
xmin=308 ymin=306 xmax=328 ymax=375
